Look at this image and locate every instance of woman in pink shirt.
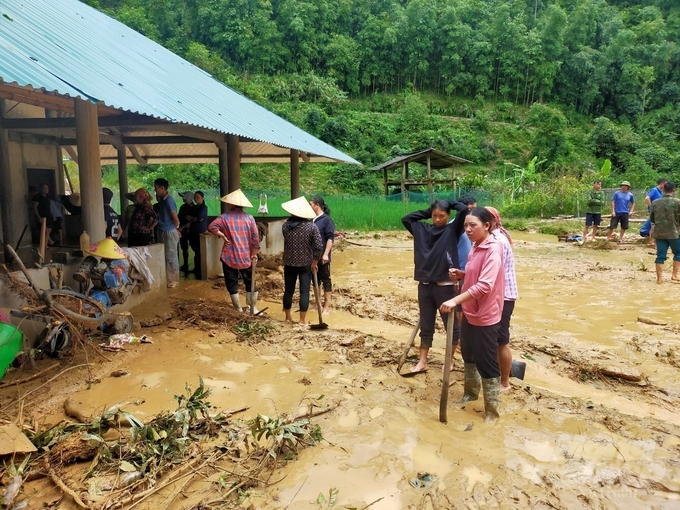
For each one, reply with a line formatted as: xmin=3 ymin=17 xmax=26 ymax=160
xmin=440 ymin=207 xmax=504 ymax=424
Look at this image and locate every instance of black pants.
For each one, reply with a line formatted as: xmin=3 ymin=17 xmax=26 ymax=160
xmin=180 ymin=234 xmax=190 ymax=269
xmin=190 ymin=233 xmax=202 ymax=279
xmin=417 ymin=283 xmax=460 ymax=349
xmin=318 ymin=262 xmax=332 ymax=292
xmin=461 ymin=316 xmax=500 ymax=379
xmin=222 ymin=261 xmax=252 ymax=294
xmin=284 ymin=265 xmax=312 ymax=312
xmin=128 ymin=232 xmax=152 ymax=247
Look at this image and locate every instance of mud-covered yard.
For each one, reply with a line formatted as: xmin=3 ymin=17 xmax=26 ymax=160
xmin=1 ymin=232 xmax=680 ymax=509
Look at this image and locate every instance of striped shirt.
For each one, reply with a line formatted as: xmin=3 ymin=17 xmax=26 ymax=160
xmin=208 ymin=210 xmax=260 ymax=269
xmin=492 ymin=229 xmax=518 ymax=300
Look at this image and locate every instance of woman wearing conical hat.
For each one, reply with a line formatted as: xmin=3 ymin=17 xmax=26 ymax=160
xmin=208 ymin=189 xmax=260 ymax=312
xmin=281 ymin=197 xmax=324 ymax=325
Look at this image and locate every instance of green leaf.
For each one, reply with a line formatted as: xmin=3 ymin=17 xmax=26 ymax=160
xmin=119 ymin=460 xmax=137 ymax=472
xmin=316 ymin=493 xmax=327 ymax=505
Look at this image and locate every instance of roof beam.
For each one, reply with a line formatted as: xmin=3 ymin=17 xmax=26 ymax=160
xmin=127 ymin=145 xmax=147 ymax=165
xmin=0 ymin=83 xmax=121 ymax=116
xmin=57 ymin=135 xmax=213 ymax=146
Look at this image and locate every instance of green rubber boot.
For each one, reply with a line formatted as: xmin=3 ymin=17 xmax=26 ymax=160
xmin=482 ymin=377 xmax=501 ymax=424
xmin=459 ymin=363 xmax=481 ymax=403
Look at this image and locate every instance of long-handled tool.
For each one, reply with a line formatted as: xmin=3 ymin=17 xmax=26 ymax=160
xmin=310 ymin=270 xmax=328 ymax=330
xmin=397 ymin=320 xmax=420 ymax=376
xmin=250 ymin=260 xmax=257 ymax=315
xmin=439 ymin=312 xmax=454 ymax=424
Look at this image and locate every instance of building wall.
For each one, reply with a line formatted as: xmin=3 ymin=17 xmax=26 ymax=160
xmin=3 ymin=133 xmax=61 ymax=250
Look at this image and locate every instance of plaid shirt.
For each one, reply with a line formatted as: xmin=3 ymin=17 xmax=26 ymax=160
xmin=208 ymin=210 xmax=260 ymax=270
xmin=492 ymin=229 xmax=518 ymax=300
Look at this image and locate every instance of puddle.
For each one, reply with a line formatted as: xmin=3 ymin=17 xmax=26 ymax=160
xmin=16 ymin=232 xmax=680 ymax=509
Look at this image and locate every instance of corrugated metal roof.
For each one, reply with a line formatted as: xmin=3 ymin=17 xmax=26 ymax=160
xmin=0 ymin=0 xmax=359 ymax=165
xmin=370 ymin=148 xmax=472 ymax=171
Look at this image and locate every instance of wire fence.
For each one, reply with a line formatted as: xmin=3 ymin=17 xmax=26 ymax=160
xmin=106 ymin=186 xmax=651 ymax=231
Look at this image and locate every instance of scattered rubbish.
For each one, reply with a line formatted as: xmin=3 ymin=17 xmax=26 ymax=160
xmin=464 ymin=423 xmax=474 ymax=432
xmin=409 ymin=472 xmax=436 ymax=489
xmin=110 ymin=369 xmax=130 ymax=378
xmin=100 ymin=334 xmax=152 ymax=351
xmin=0 ymin=423 xmax=37 ymax=455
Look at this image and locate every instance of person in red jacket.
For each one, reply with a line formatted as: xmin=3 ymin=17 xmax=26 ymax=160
xmin=440 ymin=207 xmax=505 ymax=424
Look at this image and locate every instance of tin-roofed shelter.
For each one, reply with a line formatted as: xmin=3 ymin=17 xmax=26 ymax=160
xmin=371 ymin=148 xmax=471 ymax=200
xmin=0 ymin=0 xmax=358 ymax=258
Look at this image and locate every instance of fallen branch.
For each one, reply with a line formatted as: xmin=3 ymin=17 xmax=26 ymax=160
xmin=293 ymin=403 xmax=339 ymax=421
xmin=43 ymin=456 xmax=89 ymax=509
xmin=0 ymin=362 xmax=60 ymax=388
xmin=3 ymin=364 xmax=92 ymax=410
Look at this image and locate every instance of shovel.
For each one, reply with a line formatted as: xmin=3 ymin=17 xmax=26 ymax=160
xmin=250 ymin=259 xmax=257 ymax=315
xmin=397 ymin=320 xmax=420 ymax=376
xmin=310 ymin=270 xmax=328 ymax=330
xmin=439 ymin=312 xmax=455 ymax=424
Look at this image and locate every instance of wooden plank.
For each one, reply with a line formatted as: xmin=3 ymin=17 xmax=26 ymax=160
xmin=227 ymin=134 xmax=240 ymax=192
xmin=291 ymin=150 xmax=300 ymax=199
xmin=39 ymin=217 xmax=47 ymax=261
xmin=117 ymin=146 xmax=129 ymax=213
xmin=218 ymin=142 xmax=228 ymax=213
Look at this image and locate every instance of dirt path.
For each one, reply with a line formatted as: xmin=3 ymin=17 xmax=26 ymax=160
xmin=2 ymin=232 xmax=680 ymax=509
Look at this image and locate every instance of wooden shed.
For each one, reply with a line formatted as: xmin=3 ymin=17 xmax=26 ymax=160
xmin=371 ymin=148 xmax=471 ymax=200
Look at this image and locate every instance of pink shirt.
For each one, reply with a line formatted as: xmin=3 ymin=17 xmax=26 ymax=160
xmin=491 ymin=230 xmax=518 ymax=300
xmin=461 ymin=235 xmax=505 ymax=326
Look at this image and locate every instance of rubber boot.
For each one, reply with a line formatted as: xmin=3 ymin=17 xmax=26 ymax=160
xmin=482 ymin=377 xmax=501 ymax=424
xmin=246 ymin=292 xmax=259 ymax=315
xmin=459 ymin=363 xmax=481 ymax=403
xmin=230 ymin=294 xmax=243 ymax=312
xmin=672 ymin=261 xmax=680 ymax=282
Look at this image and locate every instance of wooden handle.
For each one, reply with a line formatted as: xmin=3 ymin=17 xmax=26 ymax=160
xmin=439 ymin=312 xmax=454 ymax=424
xmin=397 ymin=320 xmax=420 ymax=373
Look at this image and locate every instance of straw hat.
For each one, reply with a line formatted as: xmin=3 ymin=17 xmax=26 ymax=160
xmin=86 ymin=238 xmax=127 ymax=260
xmin=68 ymin=193 xmax=81 ymax=207
xmin=220 ymin=189 xmax=253 ymax=208
xmin=282 ymin=196 xmax=315 ymax=219
xmin=620 ymin=181 xmax=631 ymax=187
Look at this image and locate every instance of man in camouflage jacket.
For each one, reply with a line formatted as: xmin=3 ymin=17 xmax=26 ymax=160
xmin=650 ymin=181 xmax=680 ymax=284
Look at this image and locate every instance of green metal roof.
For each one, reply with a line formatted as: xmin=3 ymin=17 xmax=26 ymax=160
xmin=0 ymin=0 xmax=359 ymax=164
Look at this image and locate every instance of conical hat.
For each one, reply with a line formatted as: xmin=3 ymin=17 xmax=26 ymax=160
xmin=282 ymin=196 xmax=315 ymax=219
xmin=86 ymin=238 xmax=127 ymax=260
xmin=220 ymin=189 xmax=253 ymax=208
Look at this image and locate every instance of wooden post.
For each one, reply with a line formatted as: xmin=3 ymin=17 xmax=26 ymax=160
xmin=218 ymin=142 xmax=228 ymax=213
xmin=0 ymin=100 xmax=15 ymax=257
xmin=383 ymin=168 xmax=388 ymax=196
xmin=401 ymin=162 xmax=406 ymax=202
xmin=426 ymin=153 xmax=433 ymax=200
xmin=227 ymin=134 xmax=240 ymax=192
xmin=117 ymin=146 xmax=128 ymax=214
xmin=291 ymin=150 xmax=300 ymax=199
xmin=39 ymin=217 xmax=47 ymax=261
xmin=74 ymin=98 xmax=105 ymax=241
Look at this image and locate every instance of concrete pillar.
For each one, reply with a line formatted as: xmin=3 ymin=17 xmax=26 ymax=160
xmin=291 ymin=150 xmax=300 ymax=199
xmin=117 ymin=146 xmax=128 ymax=213
xmin=74 ymin=98 xmax=105 ymax=241
xmin=218 ymin=143 xmax=228 ymax=214
xmin=227 ymin=134 xmax=240 ymax=192
xmin=0 ymin=100 xmax=14 ymax=256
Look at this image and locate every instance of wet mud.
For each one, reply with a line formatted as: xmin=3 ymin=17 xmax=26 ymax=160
xmin=2 ymin=232 xmax=680 ymax=509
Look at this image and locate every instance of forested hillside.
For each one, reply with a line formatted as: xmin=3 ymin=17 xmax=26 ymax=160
xmin=87 ymin=0 xmax=680 ymax=215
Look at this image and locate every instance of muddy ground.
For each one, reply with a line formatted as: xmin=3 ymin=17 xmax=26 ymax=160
xmin=2 ymin=231 xmax=680 ymax=509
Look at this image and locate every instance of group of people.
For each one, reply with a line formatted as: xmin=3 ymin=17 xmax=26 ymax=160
xmin=582 ymin=178 xmax=680 ymax=283
xmin=207 ymin=190 xmax=335 ymax=322
xmin=403 ymin=196 xmax=518 ymax=425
